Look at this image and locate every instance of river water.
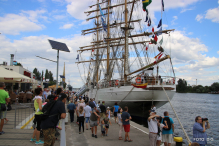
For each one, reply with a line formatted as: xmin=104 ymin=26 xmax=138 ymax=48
xmin=132 ymin=93 xmax=219 ymax=146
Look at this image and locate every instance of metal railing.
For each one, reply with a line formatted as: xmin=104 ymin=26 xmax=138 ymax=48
xmin=14 ymin=103 xmax=35 ymax=129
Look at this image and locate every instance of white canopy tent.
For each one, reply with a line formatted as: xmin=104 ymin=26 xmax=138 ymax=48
xmin=0 ymin=66 xmax=37 ymax=91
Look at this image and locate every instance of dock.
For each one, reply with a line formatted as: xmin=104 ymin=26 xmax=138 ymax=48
xmin=0 ymin=104 xmax=178 ymax=146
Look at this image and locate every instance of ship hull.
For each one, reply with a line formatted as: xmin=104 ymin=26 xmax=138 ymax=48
xmin=88 ymin=84 xmax=176 ymax=117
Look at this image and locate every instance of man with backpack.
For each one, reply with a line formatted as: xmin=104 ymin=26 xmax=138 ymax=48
xmin=161 ymin=111 xmax=174 ymax=146
xmin=41 ymin=93 xmax=66 ymax=146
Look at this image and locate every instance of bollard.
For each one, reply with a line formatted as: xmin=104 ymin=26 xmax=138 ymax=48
xmin=174 ymin=137 xmax=183 ymax=146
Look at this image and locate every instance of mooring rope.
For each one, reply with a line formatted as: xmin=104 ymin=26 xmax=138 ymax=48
xmin=161 ymin=85 xmax=191 ymax=144
xmin=118 ymin=86 xmax=135 ymax=105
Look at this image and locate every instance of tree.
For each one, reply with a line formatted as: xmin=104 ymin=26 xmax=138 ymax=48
xmin=33 ymin=68 xmax=41 ymax=80
xmin=15 ymin=62 xmax=23 ymax=67
xmin=49 ymin=71 xmax=53 ymax=81
xmin=45 ymin=69 xmax=49 ymax=80
xmin=42 ymin=70 xmax=44 ymax=81
xmin=210 ymin=82 xmax=219 ymax=91
xmin=176 ymin=78 xmax=187 ymax=93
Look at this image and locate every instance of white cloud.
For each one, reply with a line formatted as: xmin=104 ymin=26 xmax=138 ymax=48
xmin=205 ymin=7 xmax=219 ymax=23
xmin=188 ymin=32 xmax=193 ymax=35
xmin=171 ymin=16 xmax=178 ymax=25
xmin=217 ymin=51 xmax=219 ymax=55
xmin=180 ymin=8 xmax=194 ymax=13
xmin=0 ymin=14 xmax=44 ymax=35
xmin=60 ymin=23 xmax=74 ymax=29
xmin=195 ymin=14 xmax=203 ymax=22
xmin=53 ymin=15 xmax=66 ymax=20
xmin=21 ymin=9 xmax=47 ymax=23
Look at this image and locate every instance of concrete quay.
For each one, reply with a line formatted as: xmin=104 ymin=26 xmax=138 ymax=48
xmin=0 ymin=104 xmax=178 ymax=146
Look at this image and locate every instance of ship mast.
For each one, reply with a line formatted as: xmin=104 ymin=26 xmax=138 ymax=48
xmin=95 ymin=0 xmax=100 ymax=84
xmin=124 ymin=0 xmax=128 ymax=83
xmin=106 ymin=0 xmax=110 ymax=81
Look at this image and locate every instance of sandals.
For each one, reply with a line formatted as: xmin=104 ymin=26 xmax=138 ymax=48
xmin=128 ymin=139 xmax=133 ymax=142
xmin=124 ymin=139 xmax=128 ymax=142
xmin=119 ymin=137 xmax=123 ymax=140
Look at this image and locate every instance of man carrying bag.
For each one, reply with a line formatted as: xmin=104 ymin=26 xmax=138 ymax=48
xmin=0 ymin=82 xmax=10 ymax=135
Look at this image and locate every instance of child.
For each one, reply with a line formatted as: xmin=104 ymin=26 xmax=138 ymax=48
xmin=100 ymin=120 xmax=106 ymax=137
xmin=103 ymin=113 xmax=112 ymax=136
xmin=156 ymin=116 xmax=168 ymax=146
xmin=106 ymin=107 xmax=111 ymax=119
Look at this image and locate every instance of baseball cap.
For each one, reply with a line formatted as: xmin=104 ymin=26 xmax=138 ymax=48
xmin=58 ymin=93 xmax=67 ymax=100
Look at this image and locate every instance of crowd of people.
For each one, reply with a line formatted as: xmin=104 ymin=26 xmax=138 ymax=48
xmin=0 ymin=81 xmax=212 ymax=146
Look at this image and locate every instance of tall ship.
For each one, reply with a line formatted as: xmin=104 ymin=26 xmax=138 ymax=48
xmin=76 ymin=0 xmax=176 ymax=116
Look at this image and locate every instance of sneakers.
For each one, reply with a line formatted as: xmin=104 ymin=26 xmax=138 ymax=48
xmin=35 ymin=140 xmax=44 ymax=145
xmin=92 ymin=134 xmax=94 ymax=137
xmin=95 ymin=135 xmax=97 ymax=138
xmin=0 ymin=131 xmax=5 ymax=135
xmin=30 ymin=138 xmax=36 ymax=142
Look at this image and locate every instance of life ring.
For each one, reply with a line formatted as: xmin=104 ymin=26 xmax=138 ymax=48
xmin=135 ymin=77 xmax=141 ymax=84
xmin=115 ymin=80 xmax=119 ymax=86
xmin=109 ymin=81 xmax=111 ymax=86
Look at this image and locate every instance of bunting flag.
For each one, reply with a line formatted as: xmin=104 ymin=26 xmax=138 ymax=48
xmin=99 ymin=4 xmax=107 ymax=32
xmin=154 ymin=52 xmax=162 ymax=59
xmin=162 ymin=0 xmax=164 ymax=11
xmin=148 ymin=18 xmax=151 ymax=26
xmin=159 ymin=36 xmax=163 ymax=45
xmin=142 ymin=0 xmax=152 ymax=11
xmin=145 ymin=15 xmax=149 ymax=22
xmin=154 ymin=35 xmax=158 ymax=42
xmin=158 ymin=53 xmax=163 ymax=59
xmin=157 ymin=19 xmax=162 ymax=28
xmin=157 ymin=27 xmax=162 ymax=36
xmin=145 ymin=44 xmax=149 ymax=51
xmin=92 ymin=49 xmax=94 ymax=52
xmin=76 ymin=54 xmax=79 ymax=60
xmin=152 ymin=27 xmax=154 ymax=32
xmin=132 ymin=83 xmax=148 ymax=88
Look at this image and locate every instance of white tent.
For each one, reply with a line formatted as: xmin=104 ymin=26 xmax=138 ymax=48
xmin=0 ymin=66 xmax=35 ymax=83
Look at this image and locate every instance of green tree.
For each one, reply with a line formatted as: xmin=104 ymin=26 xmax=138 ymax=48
xmin=210 ymin=82 xmax=219 ymax=91
xmin=45 ymin=69 xmax=49 ymax=80
xmin=15 ymin=62 xmax=23 ymax=67
xmin=42 ymin=70 xmax=44 ymax=81
xmin=33 ymin=68 xmax=41 ymax=80
xmin=176 ymin=79 xmax=187 ymax=93
xmin=49 ymin=71 xmax=53 ymax=81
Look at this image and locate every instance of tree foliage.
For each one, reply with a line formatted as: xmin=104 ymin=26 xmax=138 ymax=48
xmin=33 ymin=68 xmax=41 ymax=80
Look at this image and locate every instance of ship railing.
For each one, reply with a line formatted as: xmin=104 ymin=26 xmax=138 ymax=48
xmin=96 ymin=76 xmax=175 ymax=89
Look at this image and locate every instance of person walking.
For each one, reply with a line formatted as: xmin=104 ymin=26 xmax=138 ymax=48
xmin=103 ymin=112 xmax=112 ymax=136
xmin=77 ymin=106 xmax=85 ymax=134
xmin=161 ymin=111 xmax=174 ymax=146
xmin=84 ymin=102 xmax=91 ymax=130
xmin=67 ymin=100 xmax=76 ymax=122
xmin=41 ymin=93 xmax=66 ymax=146
xmin=117 ymin=107 xmax=123 ymax=140
xmin=106 ymin=107 xmax=111 ymax=119
xmin=89 ymin=98 xmax=96 ymax=111
xmin=30 ymin=88 xmax=44 ymax=144
xmin=193 ymin=116 xmax=210 ymax=146
xmin=90 ymin=107 xmax=100 ymax=138
xmin=113 ymin=102 xmax=119 ymax=123
xmin=0 ymin=82 xmax=10 ymax=135
xmin=121 ymin=106 xmax=132 ymax=142
xmin=147 ymin=112 xmax=160 ymax=146
xmin=99 ymin=101 xmax=106 ymax=119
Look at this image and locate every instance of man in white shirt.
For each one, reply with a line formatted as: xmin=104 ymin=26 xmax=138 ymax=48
xmin=148 ymin=112 xmax=160 ymax=146
xmin=84 ymin=102 xmax=92 ymax=130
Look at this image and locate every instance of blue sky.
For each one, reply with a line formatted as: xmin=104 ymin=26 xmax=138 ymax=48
xmin=0 ymin=0 xmax=218 ymax=87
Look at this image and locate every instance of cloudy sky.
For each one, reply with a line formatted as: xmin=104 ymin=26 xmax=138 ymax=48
xmin=0 ymin=0 xmax=218 ymax=87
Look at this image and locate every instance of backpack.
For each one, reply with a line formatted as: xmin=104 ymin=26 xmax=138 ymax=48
xmin=40 ymin=100 xmax=57 ymax=121
xmin=162 ymin=117 xmax=172 ymax=130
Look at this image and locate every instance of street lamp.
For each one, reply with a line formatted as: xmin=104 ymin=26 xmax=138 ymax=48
xmin=36 ymin=40 xmax=70 ymax=89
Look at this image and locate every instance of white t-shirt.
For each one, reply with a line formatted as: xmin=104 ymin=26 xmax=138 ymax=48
xmin=148 ymin=119 xmax=158 ymax=133
xmin=157 ymin=123 xmax=164 ymax=140
xmin=84 ymin=105 xmax=92 ymax=117
xmin=152 ymin=107 xmax=156 ymax=111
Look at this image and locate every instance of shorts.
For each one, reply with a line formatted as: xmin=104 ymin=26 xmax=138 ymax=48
xmin=102 ymin=131 xmax=105 ymax=135
xmin=114 ymin=112 xmax=117 ymax=117
xmin=123 ymin=124 xmax=130 ymax=132
xmin=85 ymin=117 xmax=90 ymax=123
xmin=0 ymin=110 xmax=6 ymax=119
xmin=105 ymin=124 xmax=109 ymax=129
xmin=100 ymin=113 xmax=105 ymax=118
xmin=162 ymin=134 xmax=173 ymax=143
xmin=90 ymin=120 xmax=98 ymax=127
xmin=35 ymin=114 xmax=42 ymax=131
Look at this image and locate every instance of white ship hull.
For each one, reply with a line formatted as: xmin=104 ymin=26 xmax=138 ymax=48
xmin=88 ymin=84 xmax=176 ymax=116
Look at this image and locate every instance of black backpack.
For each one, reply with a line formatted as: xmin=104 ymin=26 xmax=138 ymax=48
xmin=41 ymin=100 xmax=57 ymax=120
xmin=162 ymin=117 xmax=172 ymax=130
